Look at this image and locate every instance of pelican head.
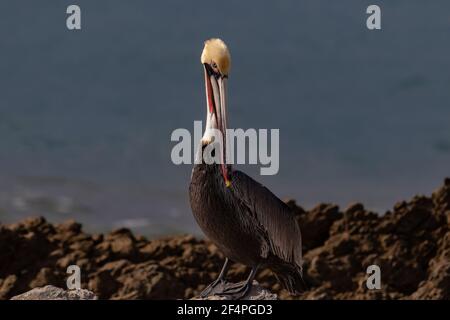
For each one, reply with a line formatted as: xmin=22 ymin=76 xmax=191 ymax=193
xmin=201 ymin=38 xmax=231 ymax=76
xmin=200 ymin=38 xmax=231 ymax=186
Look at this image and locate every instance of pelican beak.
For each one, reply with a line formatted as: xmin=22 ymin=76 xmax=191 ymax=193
xmin=203 ymin=64 xmax=230 ymax=187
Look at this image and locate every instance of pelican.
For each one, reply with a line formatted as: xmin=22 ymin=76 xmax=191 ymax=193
xmin=189 ymin=39 xmax=303 ymax=299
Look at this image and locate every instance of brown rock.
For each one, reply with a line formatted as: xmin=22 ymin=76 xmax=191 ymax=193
xmin=0 ymin=177 xmax=449 ymax=300
xmin=0 ymin=275 xmax=18 ymax=299
xmin=297 ymin=203 xmax=342 ymax=251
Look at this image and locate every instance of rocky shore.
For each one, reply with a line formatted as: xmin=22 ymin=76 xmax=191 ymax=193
xmin=1 ymin=179 xmax=449 ymax=300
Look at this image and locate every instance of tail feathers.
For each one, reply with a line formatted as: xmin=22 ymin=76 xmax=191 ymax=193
xmin=271 ymin=263 xmax=307 ymax=295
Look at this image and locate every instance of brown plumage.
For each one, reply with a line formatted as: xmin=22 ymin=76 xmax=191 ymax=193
xmin=189 ymin=38 xmax=304 ymax=299
xmin=190 ymin=162 xmax=303 ymax=295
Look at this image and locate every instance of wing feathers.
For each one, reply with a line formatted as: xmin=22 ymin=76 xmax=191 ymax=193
xmin=231 ymin=170 xmax=303 ymax=269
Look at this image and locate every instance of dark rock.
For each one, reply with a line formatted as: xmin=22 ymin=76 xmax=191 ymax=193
xmin=0 ymin=178 xmax=449 ymax=300
xmin=297 ymin=203 xmax=342 ymax=251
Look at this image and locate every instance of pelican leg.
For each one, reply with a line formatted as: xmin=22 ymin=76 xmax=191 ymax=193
xmin=200 ymin=258 xmax=230 ymax=298
xmin=218 ymin=265 xmax=259 ymax=300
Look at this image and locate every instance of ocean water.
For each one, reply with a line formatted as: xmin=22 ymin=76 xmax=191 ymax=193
xmin=0 ymin=1 xmax=449 ymax=236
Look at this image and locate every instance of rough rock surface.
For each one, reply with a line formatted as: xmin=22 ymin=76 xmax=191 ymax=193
xmin=1 ymin=179 xmax=449 ymax=300
xmin=11 ymin=285 xmax=97 ymax=300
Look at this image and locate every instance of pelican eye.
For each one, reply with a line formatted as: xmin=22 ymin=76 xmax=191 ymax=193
xmin=210 ymin=61 xmax=221 ymax=75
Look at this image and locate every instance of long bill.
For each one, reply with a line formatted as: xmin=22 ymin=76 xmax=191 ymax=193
xmin=203 ymin=65 xmax=231 ymax=187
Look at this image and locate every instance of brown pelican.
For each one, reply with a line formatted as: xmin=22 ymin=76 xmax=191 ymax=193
xmin=189 ymin=39 xmax=303 ymax=299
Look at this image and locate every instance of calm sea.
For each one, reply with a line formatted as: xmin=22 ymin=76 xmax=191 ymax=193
xmin=0 ymin=1 xmax=449 ymax=236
